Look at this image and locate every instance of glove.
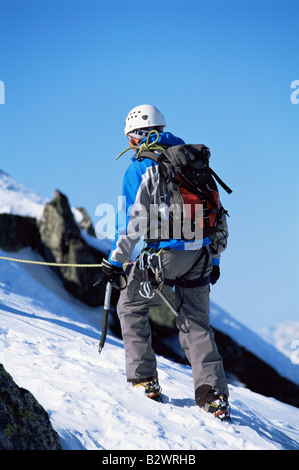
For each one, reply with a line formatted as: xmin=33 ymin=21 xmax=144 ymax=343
xmin=210 ymin=265 xmax=220 ymax=285
xmin=101 ymin=258 xmax=127 ymax=290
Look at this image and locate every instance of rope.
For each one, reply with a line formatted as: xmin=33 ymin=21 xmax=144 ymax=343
xmin=0 ymin=250 xmax=163 ymax=269
xmin=115 ymin=130 xmax=166 ymax=160
xmin=0 ymin=255 xmax=102 ymax=268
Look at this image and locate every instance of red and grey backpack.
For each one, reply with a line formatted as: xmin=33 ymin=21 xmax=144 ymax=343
xmin=138 ymin=143 xmax=232 ymax=240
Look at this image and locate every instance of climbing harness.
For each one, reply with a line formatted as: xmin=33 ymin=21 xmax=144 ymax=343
xmin=137 ymin=246 xmax=211 ymax=325
xmin=138 ymin=248 xmax=180 ymax=319
xmin=138 ymin=248 xmax=163 ymax=299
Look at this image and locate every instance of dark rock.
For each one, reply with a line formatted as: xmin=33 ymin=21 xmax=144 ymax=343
xmin=0 ymin=214 xmax=41 ymax=252
xmin=76 ymin=207 xmax=96 ymax=236
xmin=37 ymin=190 xmax=105 ymax=306
xmin=0 ymin=190 xmax=106 ymax=306
xmin=0 ymin=364 xmax=62 ymax=450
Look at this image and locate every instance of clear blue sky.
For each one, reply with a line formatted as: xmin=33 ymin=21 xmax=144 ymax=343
xmin=0 ymin=0 xmax=298 ymax=333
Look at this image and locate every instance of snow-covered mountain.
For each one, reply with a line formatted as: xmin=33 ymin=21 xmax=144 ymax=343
xmin=0 ymin=170 xmax=299 ymax=450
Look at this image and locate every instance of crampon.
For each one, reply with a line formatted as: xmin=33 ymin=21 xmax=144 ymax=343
xmin=132 ymin=377 xmax=162 ymax=401
xmin=203 ymin=394 xmax=231 ymax=421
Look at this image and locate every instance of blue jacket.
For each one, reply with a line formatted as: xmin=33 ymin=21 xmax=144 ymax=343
xmin=108 ymin=132 xmax=227 ymax=267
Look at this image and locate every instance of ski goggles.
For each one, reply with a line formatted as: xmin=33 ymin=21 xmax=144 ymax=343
xmin=127 ymin=129 xmax=150 ymax=141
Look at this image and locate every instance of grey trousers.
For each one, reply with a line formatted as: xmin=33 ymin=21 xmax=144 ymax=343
xmin=117 ymin=247 xmax=228 ymax=396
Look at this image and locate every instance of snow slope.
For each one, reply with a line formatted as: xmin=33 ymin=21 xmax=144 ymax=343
xmin=0 ymin=248 xmax=299 ymax=451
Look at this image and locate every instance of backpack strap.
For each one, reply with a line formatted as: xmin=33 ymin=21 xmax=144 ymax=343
xmin=136 ymin=151 xmax=161 ymax=163
xmin=209 ymin=168 xmax=233 ymax=194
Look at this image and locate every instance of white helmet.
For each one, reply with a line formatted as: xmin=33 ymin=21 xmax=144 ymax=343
xmin=124 ymin=104 xmax=166 ymax=139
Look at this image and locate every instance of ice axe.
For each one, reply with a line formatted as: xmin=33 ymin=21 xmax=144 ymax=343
xmin=98 ymin=281 xmax=112 ymax=354
xmin=95 ymin=262 xmax=127 ymax=354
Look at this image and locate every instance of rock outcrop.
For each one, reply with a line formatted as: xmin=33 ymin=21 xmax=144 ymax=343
xmin=0 ymin=190 xmax=106 ymax=306
xmin=0 ymin=213 xmax=40 ymax=252
xmin=0 ymin=364 xmax=62 ymax=450
xmin=38 ymin=190 xmax=105 ymax=306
